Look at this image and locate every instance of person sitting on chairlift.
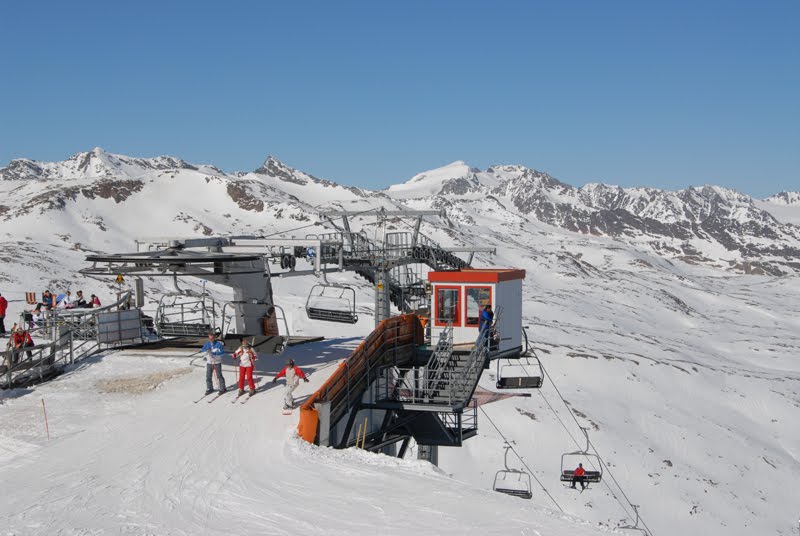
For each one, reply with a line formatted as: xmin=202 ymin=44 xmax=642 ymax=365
xmin=570 ymin=463 xmax=587 ymax=490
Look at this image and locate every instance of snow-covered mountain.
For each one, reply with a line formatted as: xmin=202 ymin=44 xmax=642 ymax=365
xmin=756 ymin=191 xmax=800 ymax=226
xmin=2 ymin=149 xmax=797 ymax=275
xmin=386 ymin=162 xmax=800 ymax=276
xmin=1 ymin=149 xmax=799 ymax=536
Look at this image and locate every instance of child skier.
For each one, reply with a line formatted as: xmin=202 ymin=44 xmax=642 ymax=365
xmin=272 ymin=358 xmax=309 ymax=410
xmin=233 ymin=341 xmax=258 ymax=397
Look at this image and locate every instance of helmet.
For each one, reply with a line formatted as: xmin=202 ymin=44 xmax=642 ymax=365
xmin=286 ymin=358 xmax=295 ymax=367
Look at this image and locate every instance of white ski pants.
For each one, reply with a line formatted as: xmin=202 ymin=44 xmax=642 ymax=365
xmin=284 ymin=383 xmax=298 ymax=408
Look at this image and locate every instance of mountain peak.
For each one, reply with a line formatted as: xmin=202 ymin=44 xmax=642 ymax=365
xmin=253 ymin=155 xmax=299 ymax=181
xmin=765 ymin=191 xmax=800 ymax=206
xmin=406 ymin=161 xmax=473 ymax=184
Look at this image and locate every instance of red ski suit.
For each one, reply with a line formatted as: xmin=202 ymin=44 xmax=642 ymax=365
xmin=233 ymin=346 xmax=257 ymax=391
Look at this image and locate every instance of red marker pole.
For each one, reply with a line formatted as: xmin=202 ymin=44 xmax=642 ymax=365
xmin=41 ymin=398 xmax=50 ymax=440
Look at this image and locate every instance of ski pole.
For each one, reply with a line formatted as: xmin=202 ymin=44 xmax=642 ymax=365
xmin=41 ymin=398 xmax=50 ymax=440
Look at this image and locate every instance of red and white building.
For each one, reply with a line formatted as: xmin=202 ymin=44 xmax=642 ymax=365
xmin=428 ymin=268 xmax=525 ymax=358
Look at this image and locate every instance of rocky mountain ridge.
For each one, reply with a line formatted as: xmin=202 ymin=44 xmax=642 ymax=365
xmin=1 ymin=148 xmax=798 ymax=274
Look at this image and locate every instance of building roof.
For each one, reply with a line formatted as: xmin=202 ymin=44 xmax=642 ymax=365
xmin=428 ymin=268 xmax=526 ymax=283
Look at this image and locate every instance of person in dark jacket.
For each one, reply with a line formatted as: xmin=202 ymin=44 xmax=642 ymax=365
xmin=75 ymin=290 xmax=88 ymax=308
xmin=478 ymin=304 xmax=494 ymax=348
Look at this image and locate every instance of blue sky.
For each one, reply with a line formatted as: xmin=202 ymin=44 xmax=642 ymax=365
xmin=0 ymin=1 xmax=797 ymax=197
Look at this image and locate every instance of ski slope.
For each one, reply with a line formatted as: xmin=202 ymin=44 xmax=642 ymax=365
xmin=0 ymin=345 xmax=613 ymax=536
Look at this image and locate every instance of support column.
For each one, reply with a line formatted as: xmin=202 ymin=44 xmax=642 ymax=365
xmin=317 ymin=401 xmax=332 ymax=447
xmin=417 ymin=444 xmax=439 ymax=466
xmin=374 ymin=268 xmax=391 ymax=327
xmin=135 ymin=278 xmax=145 ymax=308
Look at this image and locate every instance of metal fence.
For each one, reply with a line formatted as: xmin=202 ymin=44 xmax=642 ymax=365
xmin=3 ymin=293 xmax=144 ymax=389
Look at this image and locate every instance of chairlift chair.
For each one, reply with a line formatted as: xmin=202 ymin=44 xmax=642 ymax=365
xmin=496 ymin=354 xmax=544 ymax=389
xmin=619 ymin=504 xmax=648 ymax=534
xmin=493 ymin=445 xmax=533 ymax=500
xmin=155 ymin=293 xmax=216 ymax=338
xmin=305 ymin=283 xmax=358 ymax=324
xmin=559 ymin=427 xmax=603 ymax=486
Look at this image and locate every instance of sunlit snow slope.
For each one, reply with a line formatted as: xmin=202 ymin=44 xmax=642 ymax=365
xmin=0 ymin=348 xmax=612 ymax=536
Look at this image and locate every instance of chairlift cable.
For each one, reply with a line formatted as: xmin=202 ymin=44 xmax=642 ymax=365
xmin=510 ymin=347 xmax=640 ymax=529
xmin=527 ymin=359 xmax=638 ymax=527
xmin=261 ymin=206 xmax=380 ymax=238
xmin=536 ymin=354 xmax=655 ymax=535
xmin=478 ymin=406 xmax=564 ymax=513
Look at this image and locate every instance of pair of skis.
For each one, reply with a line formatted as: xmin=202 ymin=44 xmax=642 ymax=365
xmin=231 ymin=392 xmax=256 ymax=404
xmin=193 ymin=390 xmax=228 ymax=404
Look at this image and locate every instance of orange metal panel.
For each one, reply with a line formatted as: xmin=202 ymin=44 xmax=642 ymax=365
xmin=427 ymin=268 xmax=526 ymax=283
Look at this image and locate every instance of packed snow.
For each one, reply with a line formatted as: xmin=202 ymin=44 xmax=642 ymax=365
xmin=0 ymin=348 xmax=613 ymax=536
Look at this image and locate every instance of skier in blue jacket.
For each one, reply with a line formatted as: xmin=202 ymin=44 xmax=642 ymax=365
xmin=201 ymin=332 xmax=227 ymax=395
xmin=478 ymin=304 xmax=494 ymax=348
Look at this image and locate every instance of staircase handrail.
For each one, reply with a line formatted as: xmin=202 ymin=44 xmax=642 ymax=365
xmin=297 ymin=314 xmax=424 ymax=443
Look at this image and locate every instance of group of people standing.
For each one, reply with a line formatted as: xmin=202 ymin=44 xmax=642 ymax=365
xmin=201 ymin=333 xmax=309 ymax=409
xmin=27 ymin=290 xmax=102 ymax=329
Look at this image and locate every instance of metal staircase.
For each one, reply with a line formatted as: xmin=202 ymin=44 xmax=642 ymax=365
xmin=374 ymin=327 xmax=489 ymax=410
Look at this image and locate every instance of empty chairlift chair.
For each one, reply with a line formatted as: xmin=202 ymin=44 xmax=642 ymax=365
xmin=493 ymin=445 xmax=533 ymax=500
xmin=559 ymin=427 xmax=603 ymax=487
xmin=496 ymin=354 xmax=544 ymax=389
xmin=155 ymin=294 xmax=216 ymax=338
xmin=305 ymin=283 xmax=358 ymax=324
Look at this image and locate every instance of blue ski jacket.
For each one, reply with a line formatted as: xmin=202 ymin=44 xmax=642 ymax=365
xmin=479 ymin=308 xmax=494 ymax=333
xmin=201 ymin=340 xmax=226 ymax=364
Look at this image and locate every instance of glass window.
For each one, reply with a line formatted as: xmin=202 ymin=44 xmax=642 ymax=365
xmin=436 ymin=287 xmax=460 ymax=325
xmin=465 ymin=287 xmax=491 ymax=326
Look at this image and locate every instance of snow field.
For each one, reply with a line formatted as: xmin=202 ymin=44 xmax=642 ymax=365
xmin=0 ymin=348 xmax=615 ymax=536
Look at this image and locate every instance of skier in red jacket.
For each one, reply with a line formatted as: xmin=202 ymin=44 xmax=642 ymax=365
xmin=9 ymin=326 xmax=34 ymax=363
xmin=273 ymin=359 xmax=309 ymax=410
xmin=0 ymin=292 xmax=8 ymax=335
xmin=570 ymin=463 xmax=587 ymax=490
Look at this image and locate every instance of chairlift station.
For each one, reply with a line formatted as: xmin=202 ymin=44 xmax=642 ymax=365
xmin=7 ymin=209 xmax=542 ymax=469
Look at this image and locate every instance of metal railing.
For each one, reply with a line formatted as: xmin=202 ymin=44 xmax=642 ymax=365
xmin=374 ymin=328 xmax=488 ymax=409
xmin=18 ymin=292 xmax=134 ymax=341
xmin=3 ymin=295 xmax=142 ymax=389
xmin=307 ymin=232 xmax=374 ymax=261
xmin=301 ymin=315 xmax=422 ymax=426
xmin=439 ymin=398 xmax=478 ymax=434
xmin=424 ymin=323 xmax=453 ymax=393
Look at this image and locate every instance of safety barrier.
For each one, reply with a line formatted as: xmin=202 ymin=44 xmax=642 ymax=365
xmin=3 ymin=292 xmax=141 ymax=389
